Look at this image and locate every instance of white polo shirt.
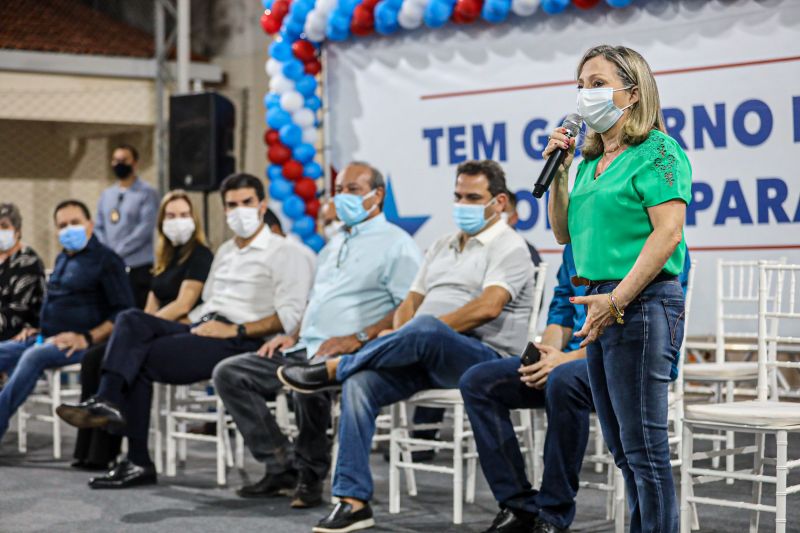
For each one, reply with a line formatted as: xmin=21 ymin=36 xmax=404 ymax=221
xmin=189 ymin=226 xmax=313 ymax=334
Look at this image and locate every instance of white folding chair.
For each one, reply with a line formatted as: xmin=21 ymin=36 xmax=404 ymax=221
xmin=17 ymin=364 xmax=82 ymax=459
xmin=388 ymin=263 xmax=549 ymax=524
xmin=681 ymin=262 xmax=800 ymax=533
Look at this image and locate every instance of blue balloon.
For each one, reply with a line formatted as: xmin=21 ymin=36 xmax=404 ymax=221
xmin=481 ymin=0 xmax=510 ymax=22
xmin=305 ymin=95 xmax=322 ymax=112
xmin=296 ymin=75 xmax=318 ymax=97
xmin=292 ymin=215 xmax=316 ymax=238
xmin=423 ymin=0 xmax=451 ymax=28
xmin=264 ymin=92 xmax=281 ymax=109
xmin=541 ymin=0 xmax=569 ymax=14
xmin=282 ymin=59 xmax=305 ymax=81
xmin=262 ymin=0 xmax=274 ymax=10
xmin=293 ymin=143 xmax=316 ymax=164
xmin=303 ymin=233 xmax=326 ymax=253
xmin=283 ymin=195 xmax=306 ymax=220
xmin=289 ymin=0 xmax=313 ymax=18
xmin=385 ymin=0 xmax=403 ymax=9
xmin=304 ymin=161 xmax=323 ymax=179
xmin=375 ymin=3 xmax=400 ymax=34
xmin=269 ymin=40 xmax=292 ymax=62
xmin=268 ymin=164 xmax=284 ymax=181
xmin=339 ymin=0 xmax=360 ymax=15
xmin=286 ymin=18 xmax=305 ymax=36
xmin=606 ymin=0 xmax=632 ymax=7
xmin=266 ymin=108 xmax=291 ymax=129
xmin=269 ymin=178 xmax=294 ymax=201
xmin=279 ymin=123 xmax=303 ymax=148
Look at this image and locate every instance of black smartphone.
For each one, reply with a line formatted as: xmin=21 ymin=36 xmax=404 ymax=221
xmin=520 ymin=342 xmax=541 ymax=367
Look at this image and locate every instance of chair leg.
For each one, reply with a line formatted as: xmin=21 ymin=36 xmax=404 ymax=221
xmin=235 ymin=430 xmax=245 ymax=469
xmin=166 ymin=413 xmax=177 ymax=477
xmin=680 ymin=422 xmax=694 ymax=533
xmin=399 ymin=401 xmax=417 ymax=496
xmin=749 ymin=432 xmax=766 ymax=533
xmin=389 ymin=420 xmax=401 ymax=515
xmin=216 ymin=405 xmax=227 ymax=486
xmin=452 ymin=403 xmax=465 ymax=525
xmin=594 ymin=417 xmax=604 ymax=474
xmin=724 ymin=380 xmax=735 ymax=485
xmin=18 ymin=404 xmax=27 ymax=453
xmin=532 ymin=411 xmax=546 ymax=487
xmin=614 ymin=468 xmax=625 ymax=533
xmin=775 ymin=430 xmax=788 ymax=533
xmin=466 ymin=430 xmax=477 ymax=504
xmin=152 ymin=383 xmax=163 ymax=474
xmin=51 ymin=370 xmax=62 ymax=459
xmin=605 ymin=464 xmax=615 ymax=521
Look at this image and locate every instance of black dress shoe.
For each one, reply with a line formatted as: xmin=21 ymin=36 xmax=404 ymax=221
xmin=481 ymin=508 xmax=537 ymax=533
xmin=291 ymin=478 xmax=323 ymax=508
xmin=277 ymin=363 xmax=340 ymax=394
xmin=532 ymin=517 xmax=569 ymax=533
xmin=57 ymin=397 xmax=125 ymax=430
xmin=313 ymin=501 xmax=375 ymax=532
xmin=236 ymin=469 xmax=297 ymax=498
xmin=71 ymin=459 xmax=110 ymax=472
xmin=89 ymin=460 xmax=157 ymax=489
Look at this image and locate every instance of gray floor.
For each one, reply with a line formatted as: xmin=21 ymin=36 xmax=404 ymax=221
xmin=1 ymin=428 xmax=799 ymax=532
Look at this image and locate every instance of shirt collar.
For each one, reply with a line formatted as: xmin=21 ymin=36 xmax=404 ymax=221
xmin=345 ymin=213 xmax=386 ymax=238
xmin=242 ymin=225 xmax=274 ymax=251
xmin=448 ymin=219 xmax=507 ymax=250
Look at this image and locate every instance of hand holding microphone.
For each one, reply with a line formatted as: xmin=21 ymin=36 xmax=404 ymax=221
xmin=533 ymin=113 xmax=583 ymax=198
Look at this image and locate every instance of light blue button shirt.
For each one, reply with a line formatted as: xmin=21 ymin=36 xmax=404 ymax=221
xmin=298 ymin=213 xmax=423 ymax=358
xmin=95 ymin=178 xmax=160 ymax=268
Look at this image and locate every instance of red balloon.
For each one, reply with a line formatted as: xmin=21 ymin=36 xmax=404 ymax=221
xmin=305 ymin=198 xmax=321 ymax=219
xmin=271 ymin=0 xmax=289 ymax=18
xmin=292 ymin=40 xmax=317 ymax=63
xmin=362 ymin=0 xmax=380 ymax=8
xmin=351 ymin=4 xmax=375 ymax=35
xmin=283 ymin=160 xmax=304 ymax=181
xmin=294 ymin=178 xmax=317 ymax=201
xmin=453 ymin=0 xmax=481 ymax=23
xmin=260 ymin=13 xmax=282 ymax=34
xmin=268 ymin=144 xmax=291 ymax=165
xmin=264 ymin=129 xmax=280 ymax=146
xmin=304 ymin=59 xmax=321 ymax=76
xmin=572 ymin=0 xmax=600 ymax=8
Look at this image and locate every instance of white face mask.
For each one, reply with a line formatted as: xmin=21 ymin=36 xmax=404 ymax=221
xmin=226 ymin=206 xmax=262 ymax=239
xmin=323 ymin=220 xmax=344 ymax=241
xmin=576 ymin=86 xmax=634 ymax=133
xmin=162 ymin=217 xmax=196 ymax=246
xmin=0 ymin=229 xmax=16 ymax=252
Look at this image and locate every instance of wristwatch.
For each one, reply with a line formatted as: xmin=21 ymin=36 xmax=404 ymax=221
xmin=355 ymin=331 xmax=369 ymax=345
xmin=82 ymin=331 xmax=94 ymax=346
xmin=236 ymin=324 xmax=247 ymax=339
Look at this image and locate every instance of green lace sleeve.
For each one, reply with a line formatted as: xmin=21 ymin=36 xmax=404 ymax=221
xmin=633 ymin=131 xmax=692 ymax=208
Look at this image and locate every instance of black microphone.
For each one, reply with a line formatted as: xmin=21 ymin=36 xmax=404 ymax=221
xmin=532 ymin=113 xmax=583 ymax=198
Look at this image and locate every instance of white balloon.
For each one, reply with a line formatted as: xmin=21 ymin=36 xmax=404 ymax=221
xmin=302 ymin=127 xmax=318 ymax=144
xmin=265 ymin=58 xmax=282 ymax=77
xmin=269 ymin=74 xmax=294 ymax=94
xmin=398 ymin=9 xmax=423 ymax=29
xmin=401 ymin=1 xmax=425 ymax=17
xmin=407 ymin=0 xmax=428 ymax=9
xmin=511 ymin=0 xmax=538 ymax=17
xmin=306 ymin=28 xmax=326 ymax=42
xmin=293 ymin=108 xmax=316 ymax=128
xmin=280 ymin=91 xmax=305 ymax=113
xmin=318 ymin=0 xmax=338 ymax=12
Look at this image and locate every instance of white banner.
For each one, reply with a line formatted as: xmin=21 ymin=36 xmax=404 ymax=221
xmin=326 ymin=0 xmax=800 ymax=336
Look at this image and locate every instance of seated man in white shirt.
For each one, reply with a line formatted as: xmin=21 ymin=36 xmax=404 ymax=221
xmin=213 ymin=162 xmax=422 ymax=509
xmin=279 ymin=160 xmax=535 ymax=532
xmin=57 ymin=173 xmax=314 ymax=489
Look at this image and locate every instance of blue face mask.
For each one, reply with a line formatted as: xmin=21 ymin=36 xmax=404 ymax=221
xmin=334 ymin=190 xmax=376 ymax=227
xmin=452 ymin=197 xmax=497 ymax=235
xmin=59 ymin=225 xmax=88 ymax=252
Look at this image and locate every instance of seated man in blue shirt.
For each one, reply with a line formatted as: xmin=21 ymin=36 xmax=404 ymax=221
xmin=459 ymin=246 xmax=691 ymax=533
xmin=0 ymin=200 xmax=133 ymax=441
xmin=212 ymin=162 xmax=422 ymax=508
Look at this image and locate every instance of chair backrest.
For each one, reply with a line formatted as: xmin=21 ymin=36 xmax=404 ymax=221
xmin=715 ymin=258 xmax=785 ymax=362
xmin=674 ymin=260 xmax=697 ymax=391
xmin=527 ymin=262 xmax=549 ymax=341
xmin=757 ymin=262 xmax=800 ymax=402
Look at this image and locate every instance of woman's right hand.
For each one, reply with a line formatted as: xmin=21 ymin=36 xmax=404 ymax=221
xmin=542 ymin=127 xmax=577 ymax=172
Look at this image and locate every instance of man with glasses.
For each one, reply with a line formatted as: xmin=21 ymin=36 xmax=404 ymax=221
xmin=211 ymin=162 xmax=422 ymax=508
xmin=278 ymin=160 xmax=535 ymax=532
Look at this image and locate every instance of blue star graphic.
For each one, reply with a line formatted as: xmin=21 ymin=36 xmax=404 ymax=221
xmin=383 ymin=176 xmax=430 ymax=236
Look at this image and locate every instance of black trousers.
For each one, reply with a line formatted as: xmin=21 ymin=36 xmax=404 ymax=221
xmin=101 ymin=309 xmax=262 ymax=445
xmin=73 ymin=341 xmax=122 ymax=466
xmin=213 ymin=350 xmax=332 ymax=482
xmin=127 ymin=264 xmax=152 ymax=310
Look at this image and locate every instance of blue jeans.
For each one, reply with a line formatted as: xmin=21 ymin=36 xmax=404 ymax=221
xmin=332 ymin=315 xmax=500 ymax=501
xmin=460 ymin=357 xmax=593 ymax=529
xmin=587 ymin=280 xmax=684 ymax=533
xmin=0 ymin=338 xmax=86 ymax=438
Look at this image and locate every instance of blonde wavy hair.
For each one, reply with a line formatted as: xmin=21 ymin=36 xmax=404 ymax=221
xmin=577 ymin=45 xmax=666 ymax=160
xmin=153 ymin=190 xmax=207 ymax=276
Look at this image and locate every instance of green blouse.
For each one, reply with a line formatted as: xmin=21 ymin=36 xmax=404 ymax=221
xmin=567 ymin=129 xmax=692 ymax=281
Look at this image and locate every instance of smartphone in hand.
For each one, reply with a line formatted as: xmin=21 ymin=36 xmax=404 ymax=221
xmin=520 ymin=342 xmax=541 ymax=367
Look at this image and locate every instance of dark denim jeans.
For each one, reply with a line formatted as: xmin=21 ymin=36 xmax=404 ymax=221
xmin=332 ymin=315 xmax=500 ymax=501
xmin=460 ymin=357 xmax=593 ymax=529
xmin=586 ymin=280 xmax=684 ymax=533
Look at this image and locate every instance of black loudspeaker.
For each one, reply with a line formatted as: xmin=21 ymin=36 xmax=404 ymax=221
xmin=169 ymin=92 xmax=235 ymax=191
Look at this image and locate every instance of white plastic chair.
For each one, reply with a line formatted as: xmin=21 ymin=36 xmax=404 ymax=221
xmin=17 ymin=364 xmax=82 ymax=459
xmin=681 ymin=262 xmax=800 ymax=533
xmin=388 ymin=263 xmax=548 ymax=524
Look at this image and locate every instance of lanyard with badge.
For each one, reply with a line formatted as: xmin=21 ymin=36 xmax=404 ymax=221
xmin=110 ymin=192 xmax=124 ymax=224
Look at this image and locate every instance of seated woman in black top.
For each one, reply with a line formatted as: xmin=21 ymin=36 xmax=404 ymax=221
xmin=73 ymin=190 xmax=213 ymax=470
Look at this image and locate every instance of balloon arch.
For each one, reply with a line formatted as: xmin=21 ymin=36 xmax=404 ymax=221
xmin=260 ymin=0 xmax=635 ymax=251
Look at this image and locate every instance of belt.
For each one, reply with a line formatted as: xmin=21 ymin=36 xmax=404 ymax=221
xmin=575 ymin=271 xmax=678 ymax=290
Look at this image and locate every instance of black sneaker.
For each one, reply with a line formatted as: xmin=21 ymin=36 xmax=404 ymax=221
xmin=532 ymin=516 xmax=570 ymax=533
xmin=313 ymin=501 xmax=375 ymax=532
xmin=481 ymin=508 xmax=537 ymax=533
xmin=291 ymin=478 xmax=323 ymax=508
xmin=236 ymin=469 xmax=298 ymax=498
xmin=277 ymin=363 xmax=340 ymax=394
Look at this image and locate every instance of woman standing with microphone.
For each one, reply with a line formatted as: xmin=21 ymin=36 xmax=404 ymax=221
xmin=546 ymin=45 xmax=691 ymax=533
